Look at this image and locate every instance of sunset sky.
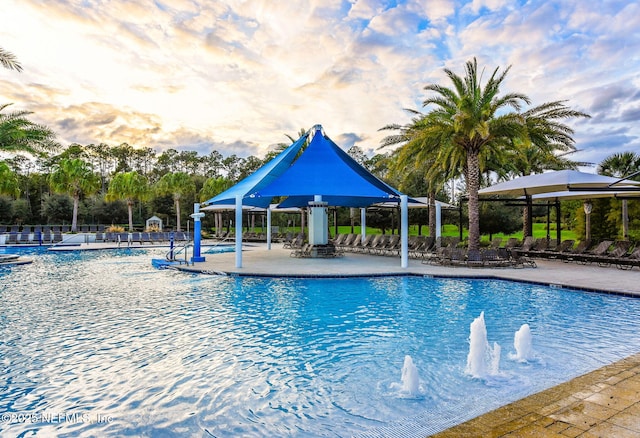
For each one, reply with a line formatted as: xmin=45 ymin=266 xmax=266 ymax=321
xmin=1 ymin=0 xmax=639 ymax=168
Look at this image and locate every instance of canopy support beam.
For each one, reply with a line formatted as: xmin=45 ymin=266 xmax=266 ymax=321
xmin=267 ymin=207 xmax=272 ymax=250
xmin=401 ymin=195 xmax=408 ymax=268
xmin=235 ymin=195 xmax=242 ymax=268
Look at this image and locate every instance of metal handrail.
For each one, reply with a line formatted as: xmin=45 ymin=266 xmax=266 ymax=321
xmin=166 ymin=241 xmax=193 ymax=265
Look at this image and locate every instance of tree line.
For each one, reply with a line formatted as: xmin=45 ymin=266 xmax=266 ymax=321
xmin=2 ymin=47 xmax=639 ymax=241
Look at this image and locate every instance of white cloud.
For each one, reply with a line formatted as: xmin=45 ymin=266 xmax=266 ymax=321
xmin=0 ymin=0 xmax=638 ymax=167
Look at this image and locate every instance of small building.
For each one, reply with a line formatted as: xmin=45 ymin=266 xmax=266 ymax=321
xmin=146 ymin=215 xmax=163 ymax=231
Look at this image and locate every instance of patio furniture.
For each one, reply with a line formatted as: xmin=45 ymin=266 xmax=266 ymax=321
xmin=466 ymin=249 xmax=484 ymax=267
xmin=572 ymin=240 xmax=614 ymax=265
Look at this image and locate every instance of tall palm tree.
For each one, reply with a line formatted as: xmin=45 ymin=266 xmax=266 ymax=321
xmin=380 ymin=111 xmax=454 ymax=238
xmin=384 ymin=59 xmax=588 ymax=249
xmin=0 ymin=161 xmax=20 ymax=197
xmin=155 ymin=172 xmax=196 ymax=231
xmin=397 ymin=59 xmax=529 ymax=250
xmin=0 ymin=47 xmax=22 ymax=72
xmin=49 ymin=158 xmax=100 ymax=232
xmin=597 ymin=151 xmax=640 ymax=240
xmin=0 ymin=104 xmax=58 ymax=155
xmin=199 ymin=176 xmax=233 ymax=235
xmin=106 ymin=171 xmax=151 ymax=231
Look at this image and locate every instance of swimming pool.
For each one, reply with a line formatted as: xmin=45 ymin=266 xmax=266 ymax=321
xmin=1 ymin=247 xmax=639 ymax=437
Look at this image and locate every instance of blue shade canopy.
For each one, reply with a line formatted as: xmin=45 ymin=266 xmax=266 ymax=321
xmin=202 ymin=132 xmax=310 ymax=208
xmin=252 ymin=126 xmax=403 ymax=207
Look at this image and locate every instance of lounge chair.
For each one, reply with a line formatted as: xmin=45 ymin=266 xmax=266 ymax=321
xmin=290 ymin=243 xmax=312 ymax=258
xmin=504 ymin=237 xmax=520 ymax=250
xmin=591 ymin=241 xmax=632 ymax=267
xmin=497 ymin=247 xmax=513 ymax=265
xmin=571 ymin=240 xmax=614 ymax=265
xmin=5 ymin=232 xmax=18 ymax=245
xmin=353 ymin=234 xmax=375 ymax=252
xmin=482 ymin=248 xmax=511 ymax=267
xmin=338 ymin=234 xmax=357 ymax=250
xmin=409 ymin=236 xmax=433 ymax=259
xmin=615 ymin=246 xmax=640 ymax=270
xmin=510 ymin=249 xmax=536 ymax=268
xmin=443 ymin=236 xmax=460 ymax=248
xmin=141 ymin=232 xmax=152 ymax=245
xmin=489 ymin=237 xmax=502 ymax=249
xmin=116 ymin=232 xmax=130 ymax=246
xmin=283 ymin=233 xmax=304 ymax=249
xmin=130 ymin=232 xmax=143 ymax=245
xmin=281 ymin=232 xmax=295 ymax=248
xmin=513 ymin=236 xmax=536 ymax=253
xmin=381 ymin=235 xmax=401 ymax=256
xmin=17 ymin=230 xmax=32 ymax=244
xmin=369 ymin=235 xmax=389 ymax=254
xmin=522 ymin=238 xmax=549 ymax=257
xmin=466 ymin=249 xmax=484 ymax=267
xmin=41 ymin=230 xmax=52 ymax=243
xmin=447 ymin=248 xmax=467 ymax=266
xmin=541 ymin=239 xmax=575 ymax=259
xmin=345 ymin=234 xmax=364 ymax=252
xmin=331 ymin=233 xmax=347 ymax=247
xmin=560 ymin=239 xmax=591 ymax=263
xmin=422 ymin=246 xmax=449 ymax=265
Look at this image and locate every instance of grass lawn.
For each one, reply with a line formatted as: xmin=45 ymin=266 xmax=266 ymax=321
xmin=217 ymin=223 xmax=579 ymax=244
xmin=330 ymin=223 xmax=578 ymax=243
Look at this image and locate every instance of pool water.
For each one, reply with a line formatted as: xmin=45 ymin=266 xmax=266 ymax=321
xmin=1 ymin=247 xmax=640 ymax=437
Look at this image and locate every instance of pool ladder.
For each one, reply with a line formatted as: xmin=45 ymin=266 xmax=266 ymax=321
xmin=166 ymin=242 xmax=193 ymax=265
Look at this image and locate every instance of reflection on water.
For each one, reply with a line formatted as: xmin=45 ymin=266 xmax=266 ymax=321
xmin=1 ymin=248 xmax=640 ymax=437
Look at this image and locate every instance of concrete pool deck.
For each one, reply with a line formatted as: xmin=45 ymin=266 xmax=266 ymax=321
xmin=177 ymin=242 xmax=640 ymax=437
xmin=178 ymin=242 xmax=640 ymax=297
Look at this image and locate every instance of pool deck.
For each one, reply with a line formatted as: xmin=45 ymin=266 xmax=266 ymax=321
xmin=178 ymin=242 xmax=640 ymax=437
xmin=178 ymin=242 xmax=640 ymax=297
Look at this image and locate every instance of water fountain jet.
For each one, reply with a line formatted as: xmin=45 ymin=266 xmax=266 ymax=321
xmin=401 ymin=355 xmax=420 ymax=395
xmin=514 ymin=323 xmax=533 ymax=361
xmin=466 ymin=312 xmax=501 ymax=378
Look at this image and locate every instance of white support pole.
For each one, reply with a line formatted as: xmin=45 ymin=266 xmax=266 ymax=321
xmin=360 ymin=207 xmax=366 ymax=244
xmin=435 ymin=202 xmax=442 ymax=239
xmin=235 ymin=195 xmax=243 ymax=268
xmin=401 ymin=195 xmax=408 ymax=268
xmin=267 ymin=207 xmax=272 ymax=250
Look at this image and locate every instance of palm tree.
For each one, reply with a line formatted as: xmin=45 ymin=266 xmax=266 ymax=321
xmin=0 ymin=104 xmax=58 ymax=155
xmin=386 ymin=59 xmax=588 ymax=250
xmin=0 ymin=161 xmax=20 ymax=197
xmin=200 ymin=176 xmax=233 ymax=235
xmin=0 ymin=47 xmax=22 ymax=72
xmin=106 ymin=171 xmax=151 ymax=231
xmin=155 ymin=172 xmax=195 ymax=231
xmin=389 ymin=59 xmax=529 ymax=250
xmin=49 ymin=158 xmax=100 ymax=232
xmin=597 ymin=151 xmax=640 ymax=240
xmin=380 ymin=111 xmax=454 ymax=238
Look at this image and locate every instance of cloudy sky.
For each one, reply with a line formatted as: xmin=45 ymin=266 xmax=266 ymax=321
xmin=1 ymin=0 xmax=639 ymax=167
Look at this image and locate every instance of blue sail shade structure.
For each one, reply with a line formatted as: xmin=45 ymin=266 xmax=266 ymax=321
xmin=250 ymin=125 xmax=403 ymax=207
xmin=200 ymin=125 xmax=410 ymax=268
xmin=203 ymin=131 xmax=310 ymax=208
